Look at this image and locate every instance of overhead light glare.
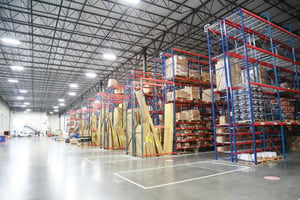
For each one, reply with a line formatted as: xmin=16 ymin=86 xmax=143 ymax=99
xmin=49 ymin=112 xmax=53 ymax=114
xmin=59 ymin=103 xmax=65 ymax=106
xmin=21 ymin=105 xmax=26 ymax=108
xmin=58 ymin=99 xmax=64 ymax=102
xmin=54 ymin=109 xmax=59 ymax=112
xmin=17 ymin=96 xmax=24 ymax=100
xmin=24 ymin=102 xmax=30 ymax=105
xmin=69 ymin=92 xmax=76 ymax=96
xmin=26 ymin=109 xmax=31 ymax=112
xmin=8 ymin=79 xmax=19 ymax=83
xmin=1 ymin=38 xmax=21 ymax=45
xmin=121 ymin=0 xmax=140 ymax=5
xmin=69 ymin=83 xmax=78 ymax=88
xmin=19 ymin=89 xmax=27 ymax=93
xmin=10 ymin=65 xmax=24 ymax=71
xmin=103 ymin=53 xmax=116 ymax=61
xmin=86 ymin=72 xmax=97 ymax=78
xmin=53 ymin=106 xmax=58 ymax=109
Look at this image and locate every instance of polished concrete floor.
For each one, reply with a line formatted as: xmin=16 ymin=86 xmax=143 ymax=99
xmin=0 ymin=137 xmax=299 ymax=200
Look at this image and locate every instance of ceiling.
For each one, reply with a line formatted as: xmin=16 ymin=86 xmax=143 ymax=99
xmin=0 ymin=0 xmax=299 ymax=113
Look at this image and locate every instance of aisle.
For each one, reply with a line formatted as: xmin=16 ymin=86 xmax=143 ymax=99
xmin=0 ymin=137 xmax=299 ymax=200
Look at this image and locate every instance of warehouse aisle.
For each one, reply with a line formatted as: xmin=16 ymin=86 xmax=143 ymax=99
xmin=0 ymin=138 xmax=299 ymax=200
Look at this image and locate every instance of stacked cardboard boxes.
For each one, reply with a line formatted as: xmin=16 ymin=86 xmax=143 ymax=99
xmin=183 ymin=86 xmax=200 ymax=100
xmin=166 ymin=55 xmax=188 ymax=79
xmin=215 ymin=58 xmax=242 ymax=91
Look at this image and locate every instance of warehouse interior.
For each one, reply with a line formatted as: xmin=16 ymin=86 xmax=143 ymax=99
xmin=0 ymin=0 xmax=300 ymax=199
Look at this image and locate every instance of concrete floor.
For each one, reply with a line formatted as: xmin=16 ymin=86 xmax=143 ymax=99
xmin=0 ymin=137 xmax=299 ymax=200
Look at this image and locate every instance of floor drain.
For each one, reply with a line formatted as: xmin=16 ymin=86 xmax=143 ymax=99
xmin=264 ymin=176 xmax=280 ymax=181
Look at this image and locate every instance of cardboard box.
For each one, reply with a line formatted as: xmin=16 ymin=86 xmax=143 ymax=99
xmin=215 ymin=58 xmax=242 ymax=90
xmin=167 ymin=89 xmax=188 ymax=101
xmin=108 ymin=79 xmax=118 ymax=87
xmin=219 ymin=116 xmax=228 ymax=125
xmin=184 ymin=86 xmax=200 ymax=100
xmin=202 ymin=89 xmax=220 ymax=102
xmin=241 ymin=66 xmax=268 ymax=85
xmin=189 ymin=69 xmax=201 ymax=80
xmin=166 ymin=55 xmax=188 ymax=79
xmin=176 ymin=112 xmax=187 ymax=121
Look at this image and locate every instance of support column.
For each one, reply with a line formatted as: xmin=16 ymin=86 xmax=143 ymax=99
xmin=143 ymin=47 xmax=147 ymax=72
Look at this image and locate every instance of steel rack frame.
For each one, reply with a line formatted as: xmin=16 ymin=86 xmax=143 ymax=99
xmin=124 ymin=70 xmax=167 ymax=157
xmin=160 ymin=48 xmax=216 ymax=154
xmin=206 ymin=8 xmax=300 ymax=165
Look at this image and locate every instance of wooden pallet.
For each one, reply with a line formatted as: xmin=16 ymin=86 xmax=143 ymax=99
xmin=240 ymin=156 xmax=284 ymax=165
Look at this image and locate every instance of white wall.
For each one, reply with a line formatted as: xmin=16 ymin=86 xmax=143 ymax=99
xmin=0 ymin=98 xmax=10 ymax=134
xmin=48 ymin=114 xmax=60 ymax=131
xmin=11 ymin=112 xmax=60 ymax=134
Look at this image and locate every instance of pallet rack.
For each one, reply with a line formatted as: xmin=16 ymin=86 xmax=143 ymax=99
xmin=159 ymin=48 xmax=216 ymax=154
xmin=124 ymin=70 xmax=166 ymax=157
xmin=67 ymin=110 xmax=79 ymax=137
xmin=206 ymin=8 xmax=300 ymax=164
xmin=97 ymin=84 xmax=127 ymax=150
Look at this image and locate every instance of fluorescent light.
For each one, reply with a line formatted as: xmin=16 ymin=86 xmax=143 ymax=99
xmin=59 ymin=103 xmax=65 ymax=106
xmin=49 ymin=112 xmax=53 ymax=114
xmin=103 ymin=53 xmax=116 ymax=61
xmin=86 ymin=72 xmax=97 ymax=78
xmin=24 ymin=102 xmax=30 ymax=105
xmin=19 ymin=89 xmax=27 ymax=93
xmin=1 ymin=38 xmax=21 ymax=45
xmin=69 ymin=83 xmax=78 ymax=88
xmin=8 ymin=79 xmax=19 ymax=83
xmin=121 ymin=0 xmax=140 ymax=5
xmin=17 ymin=96 xmax=24 ymax=100
xmin=54 ymin=109 xmax=59 ymax=112
xmin=69 ymin=92 xmax=76 ymax=96
xmin=26 ymin=109 xmax=31 ymax=112
xmin=53 ymin=106 xmax=58 ymax=109
xmin=58 ymin=99 xmax=64 ymax=102
xmin=21 ymin=105 xmax=26 ymax=107
xmin=10 ymin=65 xmax=24 ymax=71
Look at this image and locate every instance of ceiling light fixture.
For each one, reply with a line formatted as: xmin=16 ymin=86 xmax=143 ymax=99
xmin=69 ymin=83 xmax=78 ymax=88
xmin=49 ymin=112 xmax=53 ymax=114
xmin=10 ymin=65 xmax=24 ymax=71
xmin=69 ymin=92 xmax=76 ymax=96
xmin=17 ymin=96 xmax=24 ymax=100
xmin=121 ymin=0 xmax=140 ymax=5
xmin=86 ymin=72 xmax=97 ymax=78
xmin=26 ymin=109 xmax=31 ymax=112
xmin=24 ymin=102 xmax=30 ymax=105
xmin=1 ymin=38 xmax=21 ymax=46
xmin=53 ymin=106 xmax=58 ymax=109
xmin=54 ymin=109 xmax=59 ymax=112
xmin=19 ymin=89 xmax=27 ymax=93
xmin=21 ymin=105 xmax=26 ymax=107
xmin=59 ymin=103 xmax=65 ymax=106
xmin=58 ymin=99 xmax=64 ymax=102
xmin=103 ymin=53 xmax=117 ymax=61
xmin=8 ymin=79 xmax=19 ymax=83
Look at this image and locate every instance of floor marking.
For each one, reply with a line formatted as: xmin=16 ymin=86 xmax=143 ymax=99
xmin=82 ymin=157 xmax=93 ymax=164
xmin=165 ymin=159 xmax=174 ymax=162
xmin=103 ymin=158 xmax=139 ymax=163
xmin=83 ymin=154 xmax=131 ymax=159
xmin=115 ymin=160 xmax=213 ymax=174
xmin=133 ymin=151 xmax=214 ymax=160
xmin=114 ymin=173 xmax=147 ymax=189
xmin=264 ymin=176 xmax=280 ymax=181
xmin=186 ymin=164 xmax=224 ymax=172
xmin=143 ymin=167 xmax=250 ymax=189
xmin=210 ymin=160 xmax=248 ymax=168
xmin=114 ymin=164 xmax=249 ymax=189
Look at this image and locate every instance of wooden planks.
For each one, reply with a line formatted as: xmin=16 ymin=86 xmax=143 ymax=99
xmin=164 ymin=103 xmax=174 ymax=154
xmin=135 ymin=90 xmax=163 ymax=155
